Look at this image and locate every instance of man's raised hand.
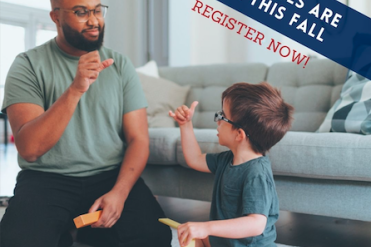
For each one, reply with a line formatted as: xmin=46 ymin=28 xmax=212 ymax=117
xmin=71 ymin=51 xmax=114 ymax=94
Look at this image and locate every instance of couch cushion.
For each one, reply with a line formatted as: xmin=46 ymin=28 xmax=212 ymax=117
xmin=268 ymin=131 xmax=371 ymax=182
xmin=175 ymin=129 xmax=371 ymax=182
xmin=159 ymin=60 xmax=349 ymax=131
xmin=138 ymin=73 xmax=190 ymax=128
xmin=159 ymin=63 xmax=268 ymax=129
xmin=266 ymin=59 xmax=348 ymax=132
xmin=148 ymin=128 xmax=181 ymax=165
xmin=317 ymin=71 xmax=371 ymax=134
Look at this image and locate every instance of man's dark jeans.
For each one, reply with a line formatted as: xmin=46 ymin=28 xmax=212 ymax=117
xmin=0 ymin=168 xmax=172 ymax=247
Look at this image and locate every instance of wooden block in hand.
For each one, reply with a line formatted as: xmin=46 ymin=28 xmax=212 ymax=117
xmin=159 ymin=218 xmax=181 ymax=229
xmin=74 ymin=210 xmax=102 ymax=228
xmin=159 ymin=218 xmax=196 ymax=247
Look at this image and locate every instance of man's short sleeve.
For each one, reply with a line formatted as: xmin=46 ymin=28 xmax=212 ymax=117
xmin=122 ymin=58 xmax=148 ymax=114
xmin=1 ymin=53 xmax=44 ymax=113
xmin=242 ymin=175 xmax=272 ymax=217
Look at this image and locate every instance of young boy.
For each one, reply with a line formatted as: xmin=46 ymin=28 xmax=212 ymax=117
xmin=169 ymin=82 xmax=294 ymax=247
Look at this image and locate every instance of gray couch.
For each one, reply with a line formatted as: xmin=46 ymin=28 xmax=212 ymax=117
xmin=141 ymin=59 xmax=371 ymax=222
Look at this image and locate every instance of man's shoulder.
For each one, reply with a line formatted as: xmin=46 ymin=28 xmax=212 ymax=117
xmin=24 ymin=39 xmax=54 ymax=57
xmin=12 ymin=40 xmax=57 ymax=69
xmin=99 ymin=47 xmax=137 ymax=80
xmin=8 ymin=41 xmax=51 ymax=72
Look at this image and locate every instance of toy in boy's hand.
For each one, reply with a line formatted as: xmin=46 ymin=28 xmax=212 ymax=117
xmin=159 ymin=218 xmax=196 ymax=247
xmin=73 ymin=210 xmax=102 ymax=228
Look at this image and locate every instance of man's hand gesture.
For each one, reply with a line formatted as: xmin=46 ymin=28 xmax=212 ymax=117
xmin=71 ymin=50 xmax=114 ymax=94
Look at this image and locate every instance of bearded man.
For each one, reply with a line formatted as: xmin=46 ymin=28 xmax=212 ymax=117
xmin=0 ymin=0 xmax=171 ymax=246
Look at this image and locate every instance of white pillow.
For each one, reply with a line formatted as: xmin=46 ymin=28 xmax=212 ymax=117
xmin=136 ymin=60 xmax=160 ymax=78
xmin=138 ymin=72 xmax=190 ymax=128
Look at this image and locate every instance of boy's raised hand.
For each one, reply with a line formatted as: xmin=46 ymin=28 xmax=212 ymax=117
xmin=169 ymin=101 xmax=198 ymax=126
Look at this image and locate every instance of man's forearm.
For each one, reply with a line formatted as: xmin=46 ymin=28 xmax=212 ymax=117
xmin=14 ymin=87 xmax=83 ymax=162
xmin=112 ymin=138 xmax=150 ymax=198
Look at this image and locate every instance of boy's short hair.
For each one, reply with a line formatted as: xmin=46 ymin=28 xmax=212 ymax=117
xmin=222 ymin=82 xmax=294 ymax=155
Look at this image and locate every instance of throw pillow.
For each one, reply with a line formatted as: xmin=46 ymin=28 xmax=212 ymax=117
xmin=317 ymin=71 xmax=371 ymax=134
xmin=136 ymin=60 xmax=160 ymax=78
xmin=138 ymin=73 xmax=190 ymax=128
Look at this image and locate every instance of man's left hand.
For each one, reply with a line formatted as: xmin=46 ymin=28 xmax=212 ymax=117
xmin=88 ymin=190 xmax=127 ymax=228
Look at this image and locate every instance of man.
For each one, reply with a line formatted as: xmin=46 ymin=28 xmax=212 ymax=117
xmin=0 ymin=0 xmax=171 ymax=246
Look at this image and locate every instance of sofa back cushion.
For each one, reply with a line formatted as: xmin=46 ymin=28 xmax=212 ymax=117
xmin=159 ymin=63 xmax=268 ymax=129
xmin=266 ymin=59 xmax=348 ymax=131
xmin=159 ymin=59 xmax=348 ymax=132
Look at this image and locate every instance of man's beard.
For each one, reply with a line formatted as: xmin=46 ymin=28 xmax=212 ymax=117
xmin=62 ymin=24 xmax=105 ymax=52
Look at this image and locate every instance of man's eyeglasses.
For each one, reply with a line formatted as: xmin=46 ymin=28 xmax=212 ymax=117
xmin=54 ymin=5 xmax=108 ymax=23
xmin=214 ymin=111 xmax=249 ymax=137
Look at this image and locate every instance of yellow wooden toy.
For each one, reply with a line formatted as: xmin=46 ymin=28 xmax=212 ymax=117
xmin=159 ymin=218 xmax=196 ymax=247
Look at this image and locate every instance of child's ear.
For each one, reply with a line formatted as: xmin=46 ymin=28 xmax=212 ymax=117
xmin=236 ymin=129 xmax=247 ymax=141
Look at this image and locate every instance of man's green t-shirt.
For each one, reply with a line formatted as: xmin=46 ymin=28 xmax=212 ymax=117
xmin=206 ymin=151 xmax=279 ymax=247
xmin=1 ymin=39 xmax=147 ymax=177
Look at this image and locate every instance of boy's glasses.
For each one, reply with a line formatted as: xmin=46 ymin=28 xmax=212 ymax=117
xmin=214 ymin=111 xmax=249 ymax=136
xmin=54 ymin=5 xmax=108 ymax=23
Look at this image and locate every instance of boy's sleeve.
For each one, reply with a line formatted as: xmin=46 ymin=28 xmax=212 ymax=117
xmin=242 ymin=175 xmax=272 ymax=217
xmin=206 ymin=153 xmax=219 ymax=174
xmin=206 ymin=151 xmax=231 ymax=174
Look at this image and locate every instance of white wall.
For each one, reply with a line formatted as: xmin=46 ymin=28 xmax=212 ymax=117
xmin=169 ymin=0 xmax=192 ymax=67
xmin=104 ymin=0 xmax=147 ymax=67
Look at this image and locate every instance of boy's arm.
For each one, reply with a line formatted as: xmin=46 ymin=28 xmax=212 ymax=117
xmin=169 ymin=101 xmax=210 ymax=173
xmin=206 ymin=214 xmax=267 ymax=238
xmin=178 ymin=214 xmax=267 ymax=246
xmin=179 ymin=121 xmax=210 ymax=173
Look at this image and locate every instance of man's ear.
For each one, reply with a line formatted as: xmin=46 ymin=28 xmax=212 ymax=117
xmin=50 ymin=11 xmax=60 ymax=26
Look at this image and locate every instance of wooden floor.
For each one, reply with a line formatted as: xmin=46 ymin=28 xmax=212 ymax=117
xmin=1 ymin=143 xmax=371 ymax=247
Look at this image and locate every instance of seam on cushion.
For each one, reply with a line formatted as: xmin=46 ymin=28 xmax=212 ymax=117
xmin=272 ymin=172 xmax=371 ymax=182
xmin=274 ymin=144 xmax=371 ymax=149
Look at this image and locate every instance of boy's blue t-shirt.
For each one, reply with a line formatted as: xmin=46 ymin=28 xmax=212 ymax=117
xmin=206 ymin=151 xmax=279 ymax=247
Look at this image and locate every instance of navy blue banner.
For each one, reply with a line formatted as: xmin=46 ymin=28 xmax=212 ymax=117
xmin=216 ymin=0 xmax=371 ymax=80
